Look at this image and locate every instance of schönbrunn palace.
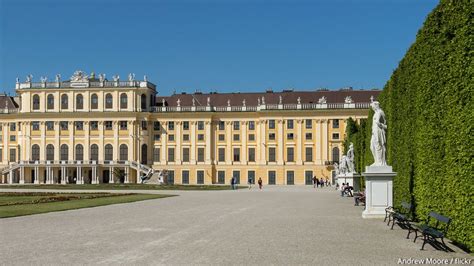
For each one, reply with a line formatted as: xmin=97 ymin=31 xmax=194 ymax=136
xmin=0 ymin=71 xmax=380 ymax=185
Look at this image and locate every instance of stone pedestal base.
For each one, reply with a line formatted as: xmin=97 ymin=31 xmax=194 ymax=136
xmin=336 ymin=173 xmax=360 ymax=191
xmin=362 ymin=165 xmax=396 ymax=219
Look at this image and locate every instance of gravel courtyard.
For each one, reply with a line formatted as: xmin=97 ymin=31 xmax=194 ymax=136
xmin=0 ymin=186 xmax=471 ymax=265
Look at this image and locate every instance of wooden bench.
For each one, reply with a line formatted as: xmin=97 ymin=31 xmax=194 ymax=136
xmin=389 ymin=201 xmax=414 ymax=231
xmin=409 ymin=211 xmax=451 ymax=251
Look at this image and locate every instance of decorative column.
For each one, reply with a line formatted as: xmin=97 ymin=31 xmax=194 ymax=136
xmin=113 ymin=121 xmax=119 ymax=161
xmin=260 ymin=120 xmax=266 ymax=164
xmin=61 ymin=165 xmax=67 ymax=184
xmin=296 ymin=119 xmax=303 ymax=164
xmin=19 ymin=166 xmax=24 ymax=184
xmin=205 ymin=121 xmax=212 ymax=164
xmin=40 ymin=122 xmax=46 ymax=161
xmin=241 ymin=121 xmax=247 ymax=164
xmin=34 ymin=166 xmax=39 ymax=184
xmin=91 ymin=166 xmax=98 ymax=184
xmin=255 ymin=121 xmax=261 ymax=163
xmin=69 ymin=121 xmax=74 ymax=162
xmin=225 ymin=121 xmax=232 ymax=164
xmin=54 ymin=121 xmax=60 ymax=161
xmin=84 ymin=121 xmax=90 ymax=161
xmin=2 ymin=123 xmax=8 ymax=164
xmin=322 ymin=119 xmax=328 ymax=163
xmin=124 ymin=166 xmax=129 ymax=183
xmin=161 ymin=122 xmax=167 ymax=163
xmin=176 ymin=121 xmax=181 ymax=164
xmin=277 ymin=119 xmax=284 ymax=165
xmin=98 ymin=121 xmax=104 ymax=163
xmin=315 ymin=119 xmax=322 ymax=165
xmin=109 ymin=166 xmax=114 ymax=183
xmin=190 ymin=121 xmax=196 ymax=164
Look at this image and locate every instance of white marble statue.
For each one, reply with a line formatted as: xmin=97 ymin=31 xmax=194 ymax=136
xmin=227 ymin=99 xmax=231 ymax=107
xmin=128 ymin=73 xmax=135 ymax=81
xmin=55 ymin=74 xmax=61 ymax=83
xmin=345 ymin=96 xmax=353 ymax=104
xmin=297 ymin=97 xmax=301 ymax=104
xmin=207 ymin=97 xmax=210 ymax=107
xmin=70 ymin=70 xmax=88 ymax=82
xmin=334 ymin=162 xmax=339 ymax=175
xmin=26 ymin=75 xmax=33 ymax=82
xmin=113 ymin=75 xmax=120 ymax=82
xmin=16 ymin=77 xmax=19 ymax=83
xmin=370 ymin=101 xmax=387 ymax=166
xmin=346 ymin=142 xmax=355 ymax=173
xmin=242 ymin=99 xmax=246 ymax=107
xmin=192 ymin=98 xmax=195 ymax=106
xmin=279 ymin=95 xmax=282 ymax=104
xmin=40 ymin=76 xmax=47 ymax=83
xmin=318 ymin=96 xmax=327 ymax=104
xmin=257 ymin=98 xmax=261 ymax=106
xmin=162 ymin=98 xmax=165 ymax=106
xmin=261 ymin=97 xmax=265 ymax=105
xmin=177 ymin=98 xmax=181 ymax=107
xmin=339 ymin=155 xmax=349 ymax=174
xmin=99 ymin=74 xmax=105 ymax=82
xmin=144 ymin=75 xmax=148 ymax=82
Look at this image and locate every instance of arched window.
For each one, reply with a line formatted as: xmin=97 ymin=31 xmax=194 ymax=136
xmin=141 ymin=94 xmax=147 ymax=110
xmin=119 ymin=144 xmax=128 ymax=161
xmin=141 ymin=144 xmax=148 ymax=164
xmin=90 ymin=94 xmax=98 ymax=109
xmin=32 ymin=94 xmax=40 ymax=110
xmin=104 ymin=144 xmax=113 ymax=161
xmin=75 ymin=144 xmax=84 ymax=161
xmin=60 ymin=144 xmax=69 ymax=161
xmin=32 ymin=144 xmax=40 ymax=161
xmin=61 ymin=94 xmax=68 ymax=109
xmin=76 ymin=94 xmax=84 ymax=110
xmin=332 ymin=147 xmax=340 ymax=163
xmin=120 ymin=93 xmax=128 ymax=109
xmin=105 ymin=93 xmax=113 ymax=109
xmin=90 ymin=144 xmax=99 ymax=161
xmin=47 ymin=94 xmax=54 ymax=110
xmin=46 ymin=144 xmax=54 ymax=161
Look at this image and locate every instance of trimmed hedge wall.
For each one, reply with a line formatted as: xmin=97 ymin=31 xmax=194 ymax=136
xmin=349 ymin=0 xmax=473 ymax=250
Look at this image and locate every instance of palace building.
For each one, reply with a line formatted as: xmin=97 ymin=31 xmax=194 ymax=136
xmin=0 ymin=71 xmax=380 ymax=185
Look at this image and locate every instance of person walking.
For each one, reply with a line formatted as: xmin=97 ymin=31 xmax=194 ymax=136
xmin=313 ymin=176 xmax=318 ymax=188
xmin=230 ymin=177 xmax=235 ymax=190
xmin=319 ymin=177 xmax=324 ymax=188
xmin=248 ymin=176 xmax=253 ymax=190
xmin=258 ymin=177 xmax=263 ymax=190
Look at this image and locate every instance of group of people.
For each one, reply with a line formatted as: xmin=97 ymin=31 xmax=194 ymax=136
xmin=339 ymin=182 xmax=354 ymax=197
xmin=312 ymin=176 xmax=330 ymax=188
xmin=231 ymin=177 xmax=263 ymax=190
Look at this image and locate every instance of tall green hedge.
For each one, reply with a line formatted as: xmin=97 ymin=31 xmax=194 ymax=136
xmin=351 ymin=0 xmax=473 ymax=250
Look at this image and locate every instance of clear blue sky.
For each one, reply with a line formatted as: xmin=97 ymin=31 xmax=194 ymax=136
xmin=0 ymin=0 xmax=438 ymax=96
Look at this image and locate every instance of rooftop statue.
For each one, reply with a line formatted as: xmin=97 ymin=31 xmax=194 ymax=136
xmin=40 ymin=76 xmax=48 ymax=83
xmin=261 ymin=96 xmax=265 ymax=105
xmin=227 ymin=99 xmax=231 ymax=107
xmin=242 ymin=99 xmax=246 ymax=107
xmin=16 ymin=77 xmax=19 ymax=83
xmin=70 ymin=70 xmax=88 ymax=82
xmin=318 ymin=96 xmax=327 ymax=104
xmin=177 ymin=98 xmax=181 ymax=107
xmin=113 ymin=75 xmax=120 ymax=82
xmin=297 ymin=97 xmax=301 ymax=104
xmin=192 ymin=98 xmax=195 ymax=106
xmin=279 ymin=95 xmax=283 ymax=104
xmin=99 ymin=74 xmax=105 ymax=82
xmin=144 ymin=75 xmax=148 ymax=82
xmin=55 ymin=74 xmax=61 ymax=83
xmin=26 ymin=74 xmax=33 ymax=82
xmin=345 ymin=96 xmax=353 ymax=104
xmin=370 ymin=101 xmax=387 ymax=166
xmin=128 ymin=73 xmax=135 ymax=82
xmin=207 ymin=97 xmax=210 ymax=107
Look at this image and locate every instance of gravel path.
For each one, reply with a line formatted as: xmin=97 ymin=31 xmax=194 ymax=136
xmin=0 ymin=186 xmax=471 ymax=265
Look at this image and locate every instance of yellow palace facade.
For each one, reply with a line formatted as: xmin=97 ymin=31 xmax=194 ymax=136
xmin=0 ymin=71 xmax=379 ymax=185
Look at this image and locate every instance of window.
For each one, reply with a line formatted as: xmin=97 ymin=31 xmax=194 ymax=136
xmin=248 ymin=148 xmax=255 ymax=162
xmin=248 ymin=134 xmax=255 ymax=141
xmin=232 ymin=148 xmax=240 ymax=162
xmin=287 ymin=147 xmax=294 ymax=162
xmin=76 ymin=94 xmax=84 ymax=110
xmin=182 ymin=170 xmax=189 ymax=184
xmin=332 ymin=133 xmax=339 ymax=140
xmin=105 ymin=93 xmax=113 ymax=109
xmin=198 ymin=148 xmax=205 ymax=162
xmin=91 ymin=94 xmax=98 ymax=109
xmin=198 ymin=134 xmax=204 ymax=141
xmin=183 ymin=121 xmax=189 ymax=130
xmin=61 ymin=144 xmax=69 ymax=161
xmin=268 ymin=147 xmax=276 ymax=162
xmin=218 ymin=121 xmax=225 ymax=130
xmin=153 ymin=148 xmax=160 ymax=162
xmin=233 ymin=134 xmax=239 ymax=141
xmin=47 ymin=94 xmax=54 ymax=110
xmin=233 ymin=121 xmax=240 ymax=130
xmin=119 ymin=121 xmax=127 ymax=130
xmin=120 ymin=93 xmax=128 ymax=109
xmin=183 ymin=134 xmax=189 ymax=141
xmin=32 ymin=121 xmax=40 ymax=131
xmin=168 ymin=121 xmax=174 ymax=130
xmin=248 ymin=170 xmax=255 ymax=184
xmin=32 ymin=144 xmax=40 ymax=161
xmin=90 ymin=144 xmax=98 ymax=161
xmin=61 ymin=94 xmax=68 ymax=109
xmin=104 ymin=144 xmax=113 ymax=161
xmin=217 ymin=171 xmax=225 ymax=184
xmin=232 ymin=171 xmax=240 ymax=184
xmin=305 ymin=133 xmax=312 ymax=140
xmin=141 ymin=121 xmax=148 ymax=130
xmin=154 ymin=121 xmax=161 ymax=131
xmin=198 ymin=121 xmax=204 ymax=130
xmin=287 ymin=133 xmax=294 ymax=140
xmin=269 ymin=133 xmax=275 ymax=140
xmin=305 ymin=119 xmax=312 ymax=129
xmin=119 ymin=144 xmax=128 ymax=161
xmin=154 ymin=134 xmax=161 ymax=141
xmin=46 ymin=121 xmax=54 ymax=131
xmin=287 ymin=171 xmax=295 ymax=185
xmin=90 ymin=121 xmax=98 ymax=130
xmin=332 ymin=119 xmax=339 ymax=128
xmin=197 ymin=170 xmax=204 ymax=184
xmin=74 ymin=144 xmax=83 ymax=161
xmin=287 ymin=120 xmax=294 ymax=129
xmin=9 ymin=135 xmax=15 ymax=142
xmin=167 ymin=170 xmax=175 ymax=184
xmin=168 ymin=147 xmax=175 ymax=161
xmin=268 ymin=171 xmax=276 ymax=185
xmin=218 ymin=134 xmax=225 ymax=141
xmin=182 ymin=148 xmax=190 ymax=162
xmin=46 ymin=144 xmax=54 ymax=161
xmin=141 ymin=144 xmax=148 ymax=164
xmin=269 ymin=120 xmax=275 ymax=129
xmin=218 ymin=148 xmax=225 ymax=162
xmin=105 ymin=121 xmax=113 ymax=130
xmin=60 ymin=121 xmax=68 ymax=130
xmin=9 ymin=148 xmax=16 ymax=162
xmin=10 ymin=123 xmax=16 ymax=131
xmin=141 ymin=94 xmax=147 ymax=110
xmin=332 ymin=147 xmax=340 ymax=162
xmin=248 ymin=121 xmax=255 ymax=130
xmin=0 ymin=149 xmax=2 ymax=161
xmin=168 ymin=134 xmax=175 ymax=141
xmin=33 ymin=94 xmax=40 ymax=110
xmin=305 ymin=147 xmax=313 ymax=162
xmin=75 ymin=121 xmax=84 ymax=130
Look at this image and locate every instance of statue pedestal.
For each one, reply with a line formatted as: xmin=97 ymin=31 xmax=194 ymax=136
xmin=336 ymin=172 xmax=361 ymax=191
xmin=362 ymin=165 xmax=396 ymax=219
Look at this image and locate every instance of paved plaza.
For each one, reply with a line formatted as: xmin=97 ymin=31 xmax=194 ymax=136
xmin=0 ymin=186 xmax=471 ymax=265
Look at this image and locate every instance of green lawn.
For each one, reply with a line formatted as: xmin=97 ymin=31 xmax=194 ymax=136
xmin=0 ymin=192 xmax=173 ymax=218
xmin=0 ymin=183 xmax=246 ymax=190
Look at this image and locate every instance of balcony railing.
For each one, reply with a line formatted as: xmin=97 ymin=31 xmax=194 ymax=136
xmin=17 ymin=80 xmax=156 ymax=90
